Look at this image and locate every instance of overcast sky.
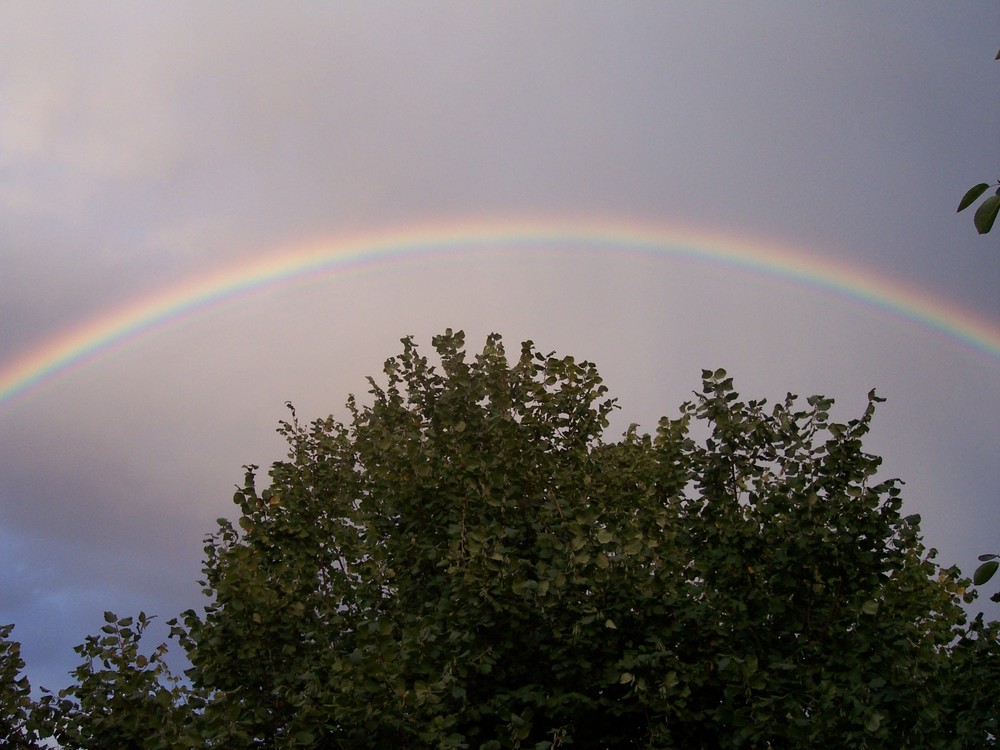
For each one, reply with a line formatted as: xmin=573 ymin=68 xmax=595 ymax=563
xmin=1 ymin=2 xmax=998 ymax=693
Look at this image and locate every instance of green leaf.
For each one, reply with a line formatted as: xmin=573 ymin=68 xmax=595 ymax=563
xmin=977 ymin=553 xmax=998 ymax=562
xmin=973 ymin=560 xmax=999 ymax=585
xmin=973 ymin=193 xmax=1000 ymax=234
xmin=861 ymin=600 xmax=879 ymax=615
xmin=957 ymin=183 xmax=989 ymax=212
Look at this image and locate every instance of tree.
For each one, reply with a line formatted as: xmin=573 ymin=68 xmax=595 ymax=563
xmin=173 ymin=330 xmax=997 ymax=748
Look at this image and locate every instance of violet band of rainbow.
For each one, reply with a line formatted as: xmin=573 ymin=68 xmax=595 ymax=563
xmin=2 ymin=219 xmax=998 ymax=412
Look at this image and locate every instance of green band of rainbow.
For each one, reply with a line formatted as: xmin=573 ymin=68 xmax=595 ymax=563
xmin=2 ymin=219 xmax=998 ymax=412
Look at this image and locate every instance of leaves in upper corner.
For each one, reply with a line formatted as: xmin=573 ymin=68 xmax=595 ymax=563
xmin=973 ymin=559 xmax=999 ymax=586
xmin=957 ymin=183 xmax=990 ymax=213
xmin=958 ymin=182 xmax=1000 ymax=234
xmin=973 ymin=192 xmax=1000 ymax=234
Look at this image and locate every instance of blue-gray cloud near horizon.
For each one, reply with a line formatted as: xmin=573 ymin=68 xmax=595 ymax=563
xmin=1 ymin=1 xmax=997 ymax=692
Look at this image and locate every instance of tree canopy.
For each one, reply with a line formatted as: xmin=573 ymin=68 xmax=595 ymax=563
xmin=4 ymin=330 xmax=998 ymax=748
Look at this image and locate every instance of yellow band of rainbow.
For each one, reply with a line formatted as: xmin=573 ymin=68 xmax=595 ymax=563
xmin=2 ymin=219 xmax=998 ymax=412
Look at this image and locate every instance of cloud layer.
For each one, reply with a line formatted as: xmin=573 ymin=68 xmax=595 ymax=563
xmin=1 ymin=1 xmax=997 ymax=692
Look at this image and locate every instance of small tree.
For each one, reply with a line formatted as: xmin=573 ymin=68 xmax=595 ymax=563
xmin=32 ymin=612 xmax=197 ymax=750
xmin=175 ymin=330 xmax=997 ymax=748
xmin=0 ymin=624 xmax=40 ymax=749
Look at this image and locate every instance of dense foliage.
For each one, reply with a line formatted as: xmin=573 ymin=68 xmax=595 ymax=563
xmin=3 ymin=331 xmax=998 ymax=747
xmin=30 ymin=612 xmax=197 ymax=749
xmin=0 ymin=624 xmax=36 ymax=748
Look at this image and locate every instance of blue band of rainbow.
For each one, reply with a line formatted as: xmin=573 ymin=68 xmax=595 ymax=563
xmin=2 ymin=219 xmax=998 ymax=412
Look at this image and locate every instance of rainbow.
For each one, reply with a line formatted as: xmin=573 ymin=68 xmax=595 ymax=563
xmin=2 ymin=218 xmax=999 ymax=412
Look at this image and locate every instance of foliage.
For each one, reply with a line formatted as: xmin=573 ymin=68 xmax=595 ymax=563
xmin=170 ymin=330 xmax=996 ymax=748
xmin=31 ymin=611 xmax=198 ymax=750
xmin=3 ymin=331 xmax=996 ymax=746
xmin=957 ymin=181 xmax=1000 ymax=234
xmin=975 ymin=553 xmax=1000 ymax=600
xmin=0 ymin=624 xmax=39 ymax=749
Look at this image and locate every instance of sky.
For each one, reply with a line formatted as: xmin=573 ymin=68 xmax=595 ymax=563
xmin=1 ymin=2 xmax=998 ymax=693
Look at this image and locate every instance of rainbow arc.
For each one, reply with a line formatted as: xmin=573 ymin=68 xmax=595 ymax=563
xmin=2 ymin=219 xmax=998 ymax=412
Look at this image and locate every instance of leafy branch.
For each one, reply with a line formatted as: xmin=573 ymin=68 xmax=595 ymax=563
xmin=975 ymin=554 xmax=1000 ymax=602
xmin=956 ymin=49 xmax=1000 ymax=235
xmin=958 ymin=181 xmax=1000 ymax=235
